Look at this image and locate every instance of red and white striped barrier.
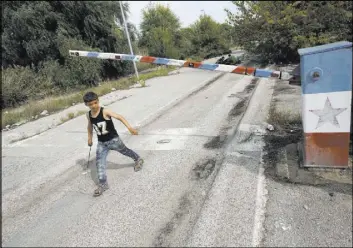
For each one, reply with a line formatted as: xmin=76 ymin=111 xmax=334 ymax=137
xmin=68 ymin=50 xmax=292 ymax=80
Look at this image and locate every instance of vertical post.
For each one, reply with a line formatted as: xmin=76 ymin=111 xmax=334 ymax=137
xmin=298 ymin=41 xmax=352 ymax=168
xmin=119 ymin=1 xmax=139 ymax=80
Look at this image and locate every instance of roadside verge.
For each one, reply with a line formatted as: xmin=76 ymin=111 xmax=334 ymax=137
xmin=263 ymin=64 xmax=352 ymax=186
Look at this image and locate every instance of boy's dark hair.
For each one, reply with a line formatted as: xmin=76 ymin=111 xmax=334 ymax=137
xmin=83 ymin=91 xmax=98 ymax=103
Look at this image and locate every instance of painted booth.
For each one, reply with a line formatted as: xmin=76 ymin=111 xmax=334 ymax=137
xmin=298 ymin=41 xmax=352 ymax=168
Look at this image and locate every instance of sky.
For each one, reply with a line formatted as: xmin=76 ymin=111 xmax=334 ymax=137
xmin=126 ymin=1 xmax=239 ymax=31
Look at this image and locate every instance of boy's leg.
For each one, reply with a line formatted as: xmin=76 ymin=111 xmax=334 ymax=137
xmin=108 ymin=136 xmax=144 ymax=172
xmin=94 ymin=141 xmax=110 ymax=197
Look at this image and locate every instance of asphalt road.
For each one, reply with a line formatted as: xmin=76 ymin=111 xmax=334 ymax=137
xmin=2 ymin=66 xmax=269 ymax=246
xmin=2 ymin=60 xmax=352 ymax=247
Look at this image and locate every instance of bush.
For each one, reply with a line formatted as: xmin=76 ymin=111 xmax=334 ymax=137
xmin=65 ymin=56 xmax=102 ymax=88
xmin=1 ymin=66 xmax=41 ymax=108
xmin=57 ymin=37 xmax=103 ymax=88
xmin=1 ymin=56 xmax=103 ymax=109
xmin=37 ymin=60 xmax=72 ymax=91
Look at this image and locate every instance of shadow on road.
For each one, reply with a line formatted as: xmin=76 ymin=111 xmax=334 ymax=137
xmin=75 ymin=158 xmax=134 ymax=185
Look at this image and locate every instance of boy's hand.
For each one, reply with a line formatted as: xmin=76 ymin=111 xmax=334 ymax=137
xmin=129 ymin=128 xmax=138 ymax=135
xmin=88 ymin=139 xmax=93 ymax=146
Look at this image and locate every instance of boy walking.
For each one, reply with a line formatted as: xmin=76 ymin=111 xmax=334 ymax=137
xmin=83 ymin=91 xmax=144 ymax=197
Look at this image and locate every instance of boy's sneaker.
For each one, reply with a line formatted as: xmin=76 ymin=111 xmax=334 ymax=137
xmin=134 ymin=158 xmax=144 ymax=172
xmin=93 ymin=183 xmax=109 ymax=197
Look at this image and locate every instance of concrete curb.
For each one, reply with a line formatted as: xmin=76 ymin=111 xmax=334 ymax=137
xmin=223 ymin=74 xmax=266 ymax=147
xmin=275 ymin=143 xmax=352 ymax=185
xmin=223 ymin=65 xmax=275 ymax=145
xmin=2 ymin=93 xmax=133 ymax=147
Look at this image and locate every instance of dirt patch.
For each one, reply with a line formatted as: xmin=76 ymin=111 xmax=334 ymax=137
xmin=226 ymin=78 xmax=259 ymax=119
xmin=244 ymin=78 xmax=258 ymax=93
xmin=203 ymin=77 xmax=260 ymax=150
xmin=153 ymin=193 xmax=191 ymax=247
xmin=191 ymin=158 xmax=217 ymax=180
xmin=203 ymin=135 xmax=227 ymax=149
xmin=263 ymin=74 xmax=304 ymax=181
xmin=203 ymin=125 xmax=231 ymax=149
xmin=263 ymin=131 xmax=303 ymax=170
xmin=244 ymin=84 xmax=256 ymax=93
xmin=227 ymin=77 xmax=259 ymax=121
xmin=227 ymin=98 xmax=247 ymax=119
xmin=273 ymin=83 xmax=297 ymax=96
xmin=153 ymin=156 xmax=220 ymax=246
xmin=264 ymin=127 xmax=351 ymax=190
xmin=237 ymin=131 xmax=256 ymax=143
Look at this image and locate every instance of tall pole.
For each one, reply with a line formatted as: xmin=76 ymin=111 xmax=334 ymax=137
xmin=119 ymin=1 xmax=139 ymax=80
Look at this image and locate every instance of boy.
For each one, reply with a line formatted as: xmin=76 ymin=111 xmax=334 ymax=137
xmin=83 ymin=91 xmax=144 ymax=197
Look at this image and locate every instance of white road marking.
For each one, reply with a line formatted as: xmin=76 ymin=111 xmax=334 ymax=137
xmin=252 ymin=151 xmax=268 ymax=247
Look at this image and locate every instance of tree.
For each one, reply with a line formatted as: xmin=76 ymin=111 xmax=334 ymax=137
xmin=178 ymin=27 xmax=194 ymax=59
xmin=225 ymin=1 xmax=353 ymax=63
xmin=138 ymin=2 xmax=181 ymax=58
xmin=2 ymin=1 xmax=60 ymax=68
xmin=220 ymin=23 xmax=235 ymax=48
xmin=1 ymin=1 xmax=139 ymax=108
xmin=188 ymin=15 xmax=229 ymax=59
xmin=1 ymin=1 xmax=137 ymax=72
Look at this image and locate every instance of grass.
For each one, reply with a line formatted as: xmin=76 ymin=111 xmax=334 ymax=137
xmin=136 ymin=62 xmax=159 ymax=72
xmin=60 ymin=110 xmax=87 ymax=124
xmin=2 ymin=66 xmax=176 ymax=130
xmin=268 ymin=104 xmax=302 ymax=129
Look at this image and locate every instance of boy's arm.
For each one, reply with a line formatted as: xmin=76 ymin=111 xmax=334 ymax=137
xmin=104 ymin=109 xmax=138 ymax=135
xmin=86 ymin=113 xmax=93 ymax=145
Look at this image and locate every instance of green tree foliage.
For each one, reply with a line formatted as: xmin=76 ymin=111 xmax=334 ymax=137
xmin=188 ymin=15 xmax=230 ymax=59
xmin=138 ymin=3 xmax=181 ymax=58
xmin=139 ymin=4 xmax=231 ymax=60
xmin=178 ymin=27 xmax=194 ymax=59
xmin=1 ymin=1 xmax=138 ymax=108
xmin=225 ymin=1 xmax=353 ymax=63
xmin=2 ymin=1 xmax=236 ymax=109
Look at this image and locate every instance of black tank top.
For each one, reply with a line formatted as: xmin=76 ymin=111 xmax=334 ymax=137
xmin=89 ymin=107 xmax=118 ymax=142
